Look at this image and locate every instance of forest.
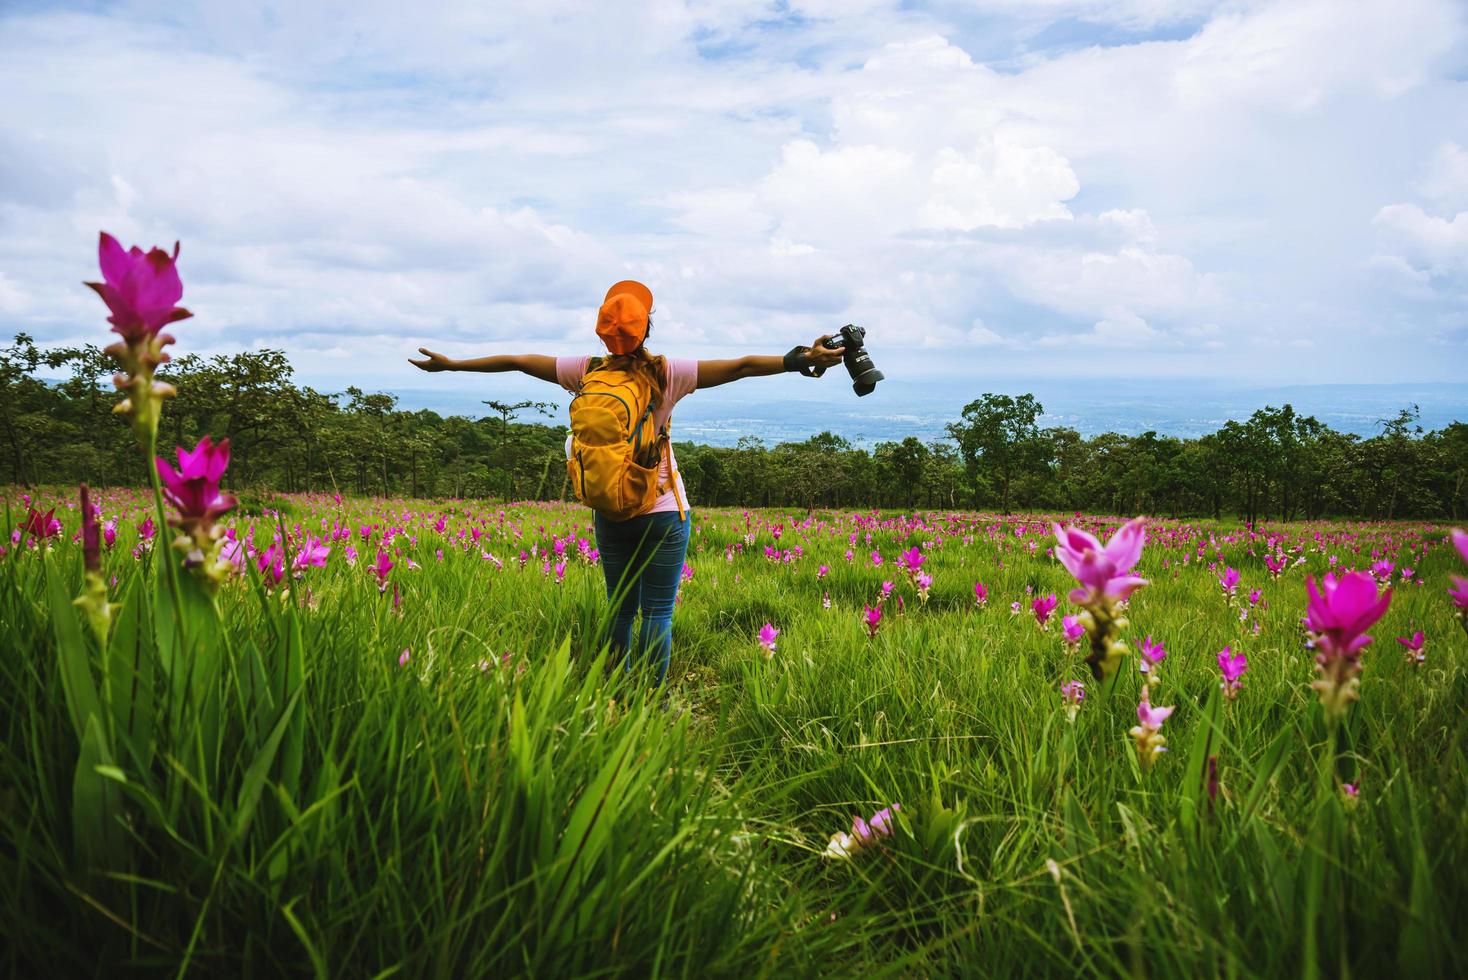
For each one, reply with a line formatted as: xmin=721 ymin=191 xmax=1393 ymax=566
xmin=4 ymin=333 xmax=1464 ymax=520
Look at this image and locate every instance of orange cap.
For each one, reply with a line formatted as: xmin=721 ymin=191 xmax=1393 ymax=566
xmin=596 ymin=280 xmax=653 ymax=355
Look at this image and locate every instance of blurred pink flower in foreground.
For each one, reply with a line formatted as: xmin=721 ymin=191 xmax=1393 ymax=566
xmin=1052 ymin=517 xmax=1148 ymax=679
xmin=84 ymin=232 xmax=192 ymax=342
xmin=1305 ymin=571 xmax=1391 ymax=720
xmin=1052 ymin=517 xmax=1148 ymax=605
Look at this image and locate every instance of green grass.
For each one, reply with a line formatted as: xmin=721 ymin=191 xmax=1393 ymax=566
xmin=2 ymin=493 xmax=1466 ymax=977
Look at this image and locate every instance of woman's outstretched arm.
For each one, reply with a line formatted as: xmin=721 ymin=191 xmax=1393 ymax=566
xmin=409 ymin=349 xmax=559 ymax=384
xmin=696 ymin=333 xmax=845 ymax=390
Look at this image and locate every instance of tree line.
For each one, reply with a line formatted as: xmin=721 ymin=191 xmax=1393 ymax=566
xmin=5 ymin=335 xmax=1464 ymax=520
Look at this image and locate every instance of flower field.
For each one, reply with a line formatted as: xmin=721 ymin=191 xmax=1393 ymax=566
xmin=4 ymin=484 xmax=1467 ymax=977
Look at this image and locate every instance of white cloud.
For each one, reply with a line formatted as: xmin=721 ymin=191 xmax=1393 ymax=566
xmin=1 ymin=0 xmax=1465 ymax=385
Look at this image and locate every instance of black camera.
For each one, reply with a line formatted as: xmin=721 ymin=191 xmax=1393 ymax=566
xmin=814 ymin=324 xmax=884 ymax=396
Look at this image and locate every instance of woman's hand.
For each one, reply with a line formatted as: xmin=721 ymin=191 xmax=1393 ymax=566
xmin=807 ymin=334 xmax=845 ymax=370
xmin=409 ymin=348 xmax=455 ymax=372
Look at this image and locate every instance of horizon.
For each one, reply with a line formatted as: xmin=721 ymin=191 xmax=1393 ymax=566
xmin=4 ymin=0 xmax=1467 ymax=389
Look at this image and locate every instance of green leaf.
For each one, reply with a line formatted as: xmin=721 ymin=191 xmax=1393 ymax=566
xmin=234 ymin=686 xmax=303 ymax=842
xmin=72 ymin=713 xmax=122 ymax=872
xmin=46 ymin=555 xmax=102 ymax=744
xmin=1179 ymin=687 xmax=1219 ymax=834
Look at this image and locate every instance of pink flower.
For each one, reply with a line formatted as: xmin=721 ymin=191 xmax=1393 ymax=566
xmin=1060 ymin=679 xmax=1085 ymax=720
xmin=255 ymin=544 xmax=286 ymax=586
xmin=291 ymin=536 xmax=331 ymax=574
xmin=1031 ymin=593 xmax=1058 ymax=628
xmin=879 ymin=580 xmax=894 ymax=601
xmin=1370 ymin=559 xmax=1395 ymax=583
xmin=973 ymin=581 xmax=988 ymax=606
xmin=1131 ymin=692 xmax=1174 ymax=771
xmin=1137 ymin=698 xmax=1174 ymax=729
xmin=1218 ymin=567 xmax=1241 ymax=596
xmin=817 ymin=564 xmax=829 ymax=580
xmin=84 ymin=232 xmax=192 ymax=342
xmin=1396 ymin=630 xmax=1426 ymax=666
xmin=823 ymin=804 xmax=902 ymax=860
xmin=1451 ymin=528 xmax=1468 ymax=566
xmin=1138 ymin=635 xmax=1167 ymax=673
xmin=23 ymin=506 xmax=59 ymax=541
xmin=155 ymin=435 xmax=236 ymax=532
xmin=897 ymin=546 xmax=924 ymax=573
xmin=139 ymin=515 xmax=155 ymax=541
xmin=399 ymin=647 xmax=411 ymax=667
xmin=1051 ymin=516 xmax=1148 ymax=605
xmin=1305 ymin=572 xmax=1392 ymax=658
xmin=102 ymin=519 xmax=117 ymax=549
xmin=758 ymin=622 xmax=779 ymax=657
xmin=1217 ymin=646 xmax=1248 ymax=699
xmin=372 ymin=549 xmax=394 ymax=591
xmin=863 ymin=603 xmax=882 ymax=638
xmin=1061 ymin=615 xmax=1085 ymax=645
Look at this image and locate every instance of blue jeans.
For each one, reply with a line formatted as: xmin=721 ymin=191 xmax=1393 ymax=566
xmin=593 ymin=510 xmax=691 ymax=687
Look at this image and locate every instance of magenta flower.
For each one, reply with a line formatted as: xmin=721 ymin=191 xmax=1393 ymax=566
xmin=897 ymin=546 xmax=924 ymax=573
xmin=1051 ymin=516 xmax=1148 ymax=605
xmin=84 ymin=232 xmax=192 ymax=343
xmin=1370 ymin=559 xmax=1395 ymax=583
xmin=863 ymin=603 xmax=882 ymax=638
xmin=1130 ymin=693 xmax=1174 ymax=771
xmin=758 ymin=622 xmax=779 ymax=658
xmin=1448 ymin=529 xmax=1468 ymax=623
xmin=1305 ymin=571 xmax=1392 ymax=719
xmin=156 ymin=435 xmax=236 ymax=533
xmin=23 ymin=506 xmax=59 ymax=541
xmin=372 ymin=548 xmax=395 ymax=592
xmin=817 ymin=564 xmax=829 ymax=580
xmin=139 ymin=515 xmax=155 ymax=542
xmin=399 ymin=647 xmax=411 ymax=667
xmin=879 ymin=580 xmax=894 ymax=602
xmin=823 ymin=803 xmax=902 ymax=860
xmin=1138 ymin=635 xmax=1167 ymax=674
xmin=291 ymin=536 xmax=331 ymax=574
xmin=1031 ymin=593 xmax=1058 ymax=628
xmin=1264 ymin=553 xmax=1287 ymax=579
xmin=1219 ymin=567 xmax=1240 ymax=596
xmin=1395 ymin=630 xmax=1426 ymax=667
xmin=1061 ymin=615 xmax=1085 ymax=646
xmin=1305 ymin=572 xmax=1392 ymax=658
xmin=1217 ymin=646 xmax=1248 ymax=699
xmin=102 ymin=519 xmax=117 ymax=549
xmin=973 ymin=581 xmax=988 ymax=606
xmin=256 ymin=544 xmax=286 ymax=587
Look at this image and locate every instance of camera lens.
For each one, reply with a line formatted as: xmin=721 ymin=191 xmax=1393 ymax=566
xmin=845 ymin=349 xmax=883 ymax=396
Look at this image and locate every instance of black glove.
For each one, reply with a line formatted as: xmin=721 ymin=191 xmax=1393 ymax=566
xmin=784 ymin=345 xmax=818 ymax=377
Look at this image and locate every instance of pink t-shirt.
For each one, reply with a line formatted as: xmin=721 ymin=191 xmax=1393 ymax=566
xmin=557 ymin=355 xmax=697 ymax=516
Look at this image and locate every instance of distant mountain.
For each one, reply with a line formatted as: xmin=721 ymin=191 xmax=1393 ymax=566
xmin=383 ymin=378 xmax=1468 ymax=448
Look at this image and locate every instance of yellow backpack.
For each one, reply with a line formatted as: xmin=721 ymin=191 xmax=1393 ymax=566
xmin=566 ymin=359 xmax=680 ymax=520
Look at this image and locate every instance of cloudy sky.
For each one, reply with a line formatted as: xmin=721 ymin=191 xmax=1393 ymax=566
xmin=2 ymin=0 xmax=1466 ymax=394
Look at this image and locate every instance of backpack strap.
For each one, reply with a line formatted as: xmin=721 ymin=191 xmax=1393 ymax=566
xmin=654 ymin=424 xmax=687 ymax=521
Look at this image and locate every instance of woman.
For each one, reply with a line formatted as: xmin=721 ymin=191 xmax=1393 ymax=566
xmin=409 ymin=279 xmax=844 ymax=685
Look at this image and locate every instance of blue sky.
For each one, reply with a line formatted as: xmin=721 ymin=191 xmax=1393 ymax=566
xmin=2 ymin=0 xmax=1466 ymax=394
